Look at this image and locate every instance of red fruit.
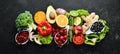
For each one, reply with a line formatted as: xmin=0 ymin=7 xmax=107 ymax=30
xmin=55 ymin=37 xmax=59 ymax=41
xmin=60 ymin=36 xmax=64 ymax=40
xmin=63 ymin=29 xmax=67 ymax=35
xmin=62 ymin=39 xmax=66 ymax=43
xmin=56 ymin=33 xmax=61 ymax=37
xmin=73 ymin=26 xmax=83 ymax=35
xmin=64 ymin=35 xmax=68 ymax=39
xmin=72 ymin=34 xmax=84 ymax=45
xmin=59 ymin=30 xmax=64 ymax=35
xmin=57 ymin=41 xmax=62 ymax=44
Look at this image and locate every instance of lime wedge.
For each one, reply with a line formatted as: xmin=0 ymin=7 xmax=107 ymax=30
xmin=74 ymin=17 xmax=82 ymax=25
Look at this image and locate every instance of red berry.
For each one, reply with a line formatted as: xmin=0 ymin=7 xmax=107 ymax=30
xmin=63 ymin=29 xmax=67 ymax=35
xmin=62 ymin=39 xmax=66 ymax=43
xmin=60 ymin=36 xmax=64 ymax=40
xmin=55 ymin=37 xmax=59 ymax=41
xmin=64 ymin=35 xmax=68 ymax=39
xmin=57 ymin=41 xmax=62 ymax=44
xmin=59 ymin=30 xmax=63 ymax=35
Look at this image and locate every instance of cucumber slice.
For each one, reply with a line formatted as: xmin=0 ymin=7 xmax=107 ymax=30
xmin=74 ymin=17 xmax=82 ymax=25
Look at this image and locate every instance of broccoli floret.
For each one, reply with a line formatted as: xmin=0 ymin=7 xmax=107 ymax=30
xmin=16 ymin=11 xmax=37 ymax=30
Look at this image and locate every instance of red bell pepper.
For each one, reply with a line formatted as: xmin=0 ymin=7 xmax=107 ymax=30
xmin=37 ymin=21 xmax=52 ymax=36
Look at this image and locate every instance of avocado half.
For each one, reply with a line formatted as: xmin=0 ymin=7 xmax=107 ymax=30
xmin=46 ymin=5 xmax=57 ymax=24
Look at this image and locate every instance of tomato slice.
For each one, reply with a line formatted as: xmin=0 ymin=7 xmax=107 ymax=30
xmin=72 ymin=34 xmax=84 ymax=45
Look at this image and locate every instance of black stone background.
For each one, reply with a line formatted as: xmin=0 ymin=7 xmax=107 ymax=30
xmin=0 ymin=0 xmax=120 ymax=54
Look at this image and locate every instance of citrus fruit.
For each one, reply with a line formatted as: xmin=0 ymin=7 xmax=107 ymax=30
xmin=74 ymin=17 xmax=82 ymax=25
xmin=34 ymin=11 xmax=46 ymax=24
xmin=56 ymin=15 xmax=68 ymax=27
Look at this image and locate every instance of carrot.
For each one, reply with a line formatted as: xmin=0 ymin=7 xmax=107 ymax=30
xmin=34 ymin=11 xmax=46 ymax=24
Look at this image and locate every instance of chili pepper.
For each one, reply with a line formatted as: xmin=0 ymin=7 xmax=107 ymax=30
xmin=68 ymin=29 xmax=73 ymax=42
xmin=37 ymin=21 xmax=52 ymax=36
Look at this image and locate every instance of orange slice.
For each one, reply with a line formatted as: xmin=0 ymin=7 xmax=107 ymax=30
xmin=56 ymin=15 xmax=68 ymax=27
xmin=34 ymin=11 xmax=46 ymax=24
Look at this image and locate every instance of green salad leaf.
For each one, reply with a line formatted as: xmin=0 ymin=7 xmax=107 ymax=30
xmin=38 ymin=34 xmax=53 ymax=44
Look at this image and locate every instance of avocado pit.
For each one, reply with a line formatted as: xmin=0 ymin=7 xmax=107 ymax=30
xmin=50 ymin=11 xmax=55 ymax=19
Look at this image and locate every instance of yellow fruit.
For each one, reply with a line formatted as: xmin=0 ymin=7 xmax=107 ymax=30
xmin=56 ymin=15 xmax=68 ymax=27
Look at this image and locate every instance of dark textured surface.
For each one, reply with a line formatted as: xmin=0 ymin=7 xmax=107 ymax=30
xmin=0 ymin=0 xmax=120 ymax=54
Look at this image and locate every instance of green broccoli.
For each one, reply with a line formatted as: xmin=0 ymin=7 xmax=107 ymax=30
xmin=16 ymin=11 xmax=37 ymax=31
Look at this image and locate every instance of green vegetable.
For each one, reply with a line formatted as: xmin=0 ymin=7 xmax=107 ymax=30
xmin=16 ymin=11 xmax=37 ymax=31
xmin=85 ymin=19 xmax=109 ymax=45
xmin=68 ymin=29 xmax=73 ymax=42
xmin=65 ymin=12 xmax=70 ymax=18
xmin=85 ymin=34 xmax=99 ymax=46
xmin=77 ymin=9 xmax=89 ymax=16
xmin=70 ymin=10 xmax=79 ymax=17
xmin=38 ymin=34 xmax=53 ymax=44
xmin=68 ymin=17 xmax=74 ymax=26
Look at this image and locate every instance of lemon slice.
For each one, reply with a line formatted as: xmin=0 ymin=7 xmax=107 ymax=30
xmin=74 ymin=17 xmax=82 ymax=25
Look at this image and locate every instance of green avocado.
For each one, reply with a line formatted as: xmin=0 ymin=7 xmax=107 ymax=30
xmin=46 ymin=5 xmax=57 ymax=24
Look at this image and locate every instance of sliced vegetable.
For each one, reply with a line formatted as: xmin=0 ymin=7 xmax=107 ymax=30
xmin=72 ymin=34 xmax=84 ymax=45
xmin=84 ymin=34 xmax=99 ymax=46
xmin=37 ymin=21 xmax=52 ymax=36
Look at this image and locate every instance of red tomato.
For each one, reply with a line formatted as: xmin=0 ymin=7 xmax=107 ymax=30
xmin=72 ymin=34 xmax=84 ymax=45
